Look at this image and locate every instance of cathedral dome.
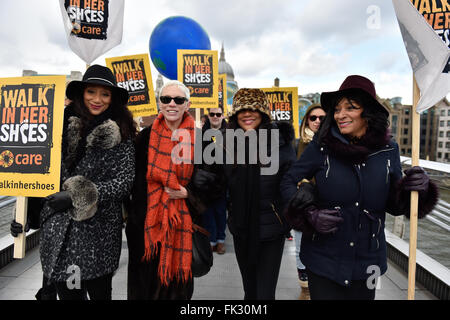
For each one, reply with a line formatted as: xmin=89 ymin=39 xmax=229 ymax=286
xmin=218 ymin=43 xmax=234 ymax=81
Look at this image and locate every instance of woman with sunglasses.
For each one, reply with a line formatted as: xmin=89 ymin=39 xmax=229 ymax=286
xmin=126 ymin=80 xmax=217 ymax=300
xmin=281 ymin=75 xmax=438 ymax=300
xmin=297 ymin=104 xmax=326 ymax=158
xmin=291 ymin=103 xmax=325 ymax=299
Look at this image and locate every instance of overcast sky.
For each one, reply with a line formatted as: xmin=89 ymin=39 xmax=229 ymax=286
xmin=0 ymin=0 xmax=441 ymax=105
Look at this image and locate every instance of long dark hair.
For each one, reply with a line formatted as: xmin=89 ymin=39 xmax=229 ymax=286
xmin=317 ymin=91 xmax=389 ymax=145
xmin=69 ymin=85 xmax=137 ymax=140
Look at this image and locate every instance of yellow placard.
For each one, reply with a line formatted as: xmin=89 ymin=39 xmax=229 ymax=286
xmin=0 ymin=76 xmax=65 ymax=197
xmin=106 ymin=53 xmax=158 ymax=117
xmin=218 ymin=74 xmax=228 ymax=115
xmin=177 ymin=49 xmax=219 ymax=109
xmin=261 ymin=87 xmax=299 ymax=139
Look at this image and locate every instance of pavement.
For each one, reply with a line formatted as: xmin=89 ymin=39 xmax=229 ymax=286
xmin=0 ymin=227 xmax=437 ymax=300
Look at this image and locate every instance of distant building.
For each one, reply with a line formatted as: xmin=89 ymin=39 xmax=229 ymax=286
xmin=386 ymin=96 xmax=442 ymax=161
xmin=436 ymin=99 xmax=450 ymax=163
xmin=218 ymin=43 xmax=238 ymax=114
xmin=22 ymin=69 xmax=82 ymax=87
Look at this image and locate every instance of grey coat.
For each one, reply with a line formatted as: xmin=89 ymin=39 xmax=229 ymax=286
xmin=39 ymin=116 xmax=135 ymax=282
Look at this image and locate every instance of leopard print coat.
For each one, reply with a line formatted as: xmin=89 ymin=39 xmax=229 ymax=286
xmin=39 ymin=116 xmax=135 ymax=282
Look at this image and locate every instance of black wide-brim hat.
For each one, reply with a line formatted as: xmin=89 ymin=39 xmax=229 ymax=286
xmin=66 ymin=64 xmax=129 ymax=105
xmin=320 ymin=75 xmax=389 ymax=117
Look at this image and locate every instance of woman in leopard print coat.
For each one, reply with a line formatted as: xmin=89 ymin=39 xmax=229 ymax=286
xmin=38 ymin=65 xmax=136 ymax=300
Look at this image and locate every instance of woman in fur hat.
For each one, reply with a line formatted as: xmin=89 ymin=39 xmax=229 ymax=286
xmin=281 ymin=75 xmax=438 ymax=300
xmin=11 ymin=64 xmax=137 ymax=300
xmin=224 ymin=88 xmax=296 ymax=300
xmin=125 ymin=80 xmax=218 ymax=300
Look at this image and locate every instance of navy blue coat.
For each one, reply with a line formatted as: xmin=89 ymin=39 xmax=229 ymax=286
xmin=280 ymin=127 xmax=403 ymax=286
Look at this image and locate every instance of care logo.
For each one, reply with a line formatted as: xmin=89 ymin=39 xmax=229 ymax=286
xmin=0 ymin=150 xmax=14 ymax=168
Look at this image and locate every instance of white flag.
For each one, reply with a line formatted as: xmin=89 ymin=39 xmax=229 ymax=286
xmin=392 ymin=0 xmax=450 ymax=113
xmin=59 ymin=0 xmax=124 ymax=65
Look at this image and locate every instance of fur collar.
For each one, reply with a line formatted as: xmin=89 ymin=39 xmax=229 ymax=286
xmin=323 ymin=125 xmax=390 ymax=164
xmin=274 ymin=121 xmax=295 ymax=146
xmin=66 ymin=116 xmax=121 ymax=166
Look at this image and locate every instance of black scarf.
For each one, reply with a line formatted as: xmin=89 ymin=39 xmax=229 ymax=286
xmin=322 ymin=125 xmax=390 ymax=164
xmin=228 ymin=137 xmax=261 ymax=291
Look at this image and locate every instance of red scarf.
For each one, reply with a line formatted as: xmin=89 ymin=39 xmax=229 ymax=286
xmin=144 ymin=112 xmax=195 ymax=285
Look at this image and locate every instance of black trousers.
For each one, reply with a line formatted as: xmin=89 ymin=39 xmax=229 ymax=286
xmin=233 ymin=235 xmax=285 ymax=300
xmin=307 ymin=270 xmax=376 ymax=300
xmin=55 ymin=273 xmax=113 ymax=300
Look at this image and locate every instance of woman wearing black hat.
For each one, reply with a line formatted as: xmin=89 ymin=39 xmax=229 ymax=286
xmin=12 ymin=65 xmax=137 ymax=300
xmin=281 ymin=75 xmax=438 ymax=300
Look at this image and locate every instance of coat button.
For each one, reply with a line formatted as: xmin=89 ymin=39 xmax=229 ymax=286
xmin=344 ymin=280 xmax=349 ymax=285
xmin=362 ymin=163 xmax=366 ymax=167
xmin=372 ymin=234 xmax=376 ymax=238
xmin=350 ymin=242 xmax=354 ymax=247
xmin=355 ymin=202 xmax=359 ymax=207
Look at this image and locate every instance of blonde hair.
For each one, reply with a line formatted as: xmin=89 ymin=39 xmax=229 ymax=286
xmin=159 ymin=80 xmax=190 ymax=101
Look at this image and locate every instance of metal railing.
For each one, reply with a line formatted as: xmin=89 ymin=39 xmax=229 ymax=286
xmin=428 ymin=200 xmax=450 ymax=232
xmin=0 ymin=196 xmax=16 ymax=209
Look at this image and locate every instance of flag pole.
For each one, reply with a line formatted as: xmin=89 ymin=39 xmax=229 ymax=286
xmin=407 ymin=76 xmax=421 ymax=300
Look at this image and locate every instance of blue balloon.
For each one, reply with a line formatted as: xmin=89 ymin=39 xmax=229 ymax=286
xmin=149 ymin=16 xmax=211 ymax=80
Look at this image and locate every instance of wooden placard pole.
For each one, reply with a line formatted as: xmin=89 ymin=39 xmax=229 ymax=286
xmin=195 ymin=108 xmax=201 ymax=127
xmin=13 ymin=196 xmax=28 ymax=259
xmin=407 ymin=77 xmax=421 ymax=300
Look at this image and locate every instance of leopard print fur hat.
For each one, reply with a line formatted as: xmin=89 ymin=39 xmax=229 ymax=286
xmin=229 ymin=88 xmax=272 ymax=120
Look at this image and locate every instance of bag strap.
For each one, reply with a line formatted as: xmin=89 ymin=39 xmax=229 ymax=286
xmin=192 ymin=223 xmax=210 ymax=237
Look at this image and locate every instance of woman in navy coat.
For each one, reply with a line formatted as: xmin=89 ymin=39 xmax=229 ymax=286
xmin=281 ymin=75 xmax=438 ymax=300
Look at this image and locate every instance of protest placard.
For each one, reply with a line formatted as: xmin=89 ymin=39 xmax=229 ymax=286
xmin=0 ymin=76 xmax=65 ymax=197
xmin=60 ymin=0 xmax=124 ymax=65
xmin=0 ymin=76 xmax=65 ymax=258
xmin=261 ymin=87 xmax=299 ymax=138
xmin=106 ymin=54 xmax=158 ymax=117
xmin=178 ymin=49 xmax=219 ymax=108
xmin=218 ymin=73 xmax=228 ymax=115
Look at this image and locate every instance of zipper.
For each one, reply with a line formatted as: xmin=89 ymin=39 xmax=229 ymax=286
xmin=271 ymin=203 xmax=283 ymax=225
xmin=386 ymin=159 xmax=391 ymax=184
xmin=367 ymin=148 xmax=394 ymax=158
xmin=325 ymin=155 xmax=330 ymax=178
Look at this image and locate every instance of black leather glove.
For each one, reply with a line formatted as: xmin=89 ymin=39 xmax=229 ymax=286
xmin=402 ymin=166 xmax=429 ymax=194
xmin=305 ymin=206 xmax=343 ymax=234
xmin=45 ymin=191 xmax=73 ymax=212
xmin=289 ymin=181 xmax=316 ymax=211
xmin=10 ymin=220 xmax=29 ymax=237
xmin=192 ymin=169 xmax=218 ymax=191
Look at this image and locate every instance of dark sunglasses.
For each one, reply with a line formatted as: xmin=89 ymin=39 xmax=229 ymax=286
xmin=160 ymin=96 xmax=187 ymax=105
xmin=208 ymin=112 xmax=223 ymax=117
xmin=309 ymin=115 xmax=325 ymax=122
